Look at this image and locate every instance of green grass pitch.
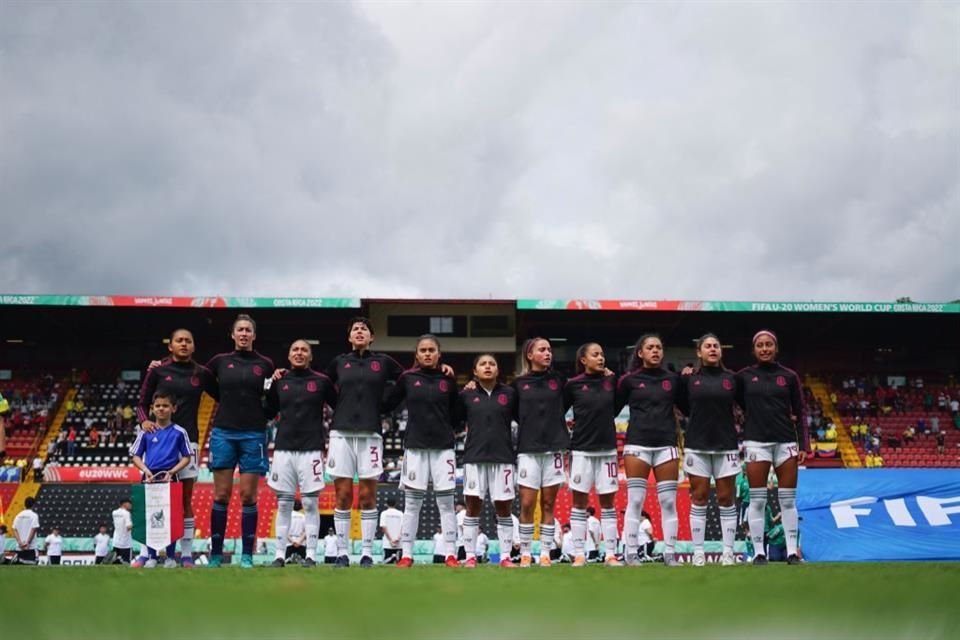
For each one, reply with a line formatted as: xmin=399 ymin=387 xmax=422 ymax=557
xmin=3 ymin=563 xmax=957 ymax=639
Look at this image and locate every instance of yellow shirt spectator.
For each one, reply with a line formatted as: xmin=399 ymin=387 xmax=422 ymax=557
xmin=121 ymin=405 xmax=134 ymax=421
xmin=825 ymin=425 xmax=837 ymax=441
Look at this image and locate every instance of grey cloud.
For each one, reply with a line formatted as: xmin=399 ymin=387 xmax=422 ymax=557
xmin=0 ymin=0 xmax=957 ymax=302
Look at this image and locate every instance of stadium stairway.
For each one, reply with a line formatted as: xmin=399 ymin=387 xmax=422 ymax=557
xmin=808 ymin=379 xmax=861 ymax=468
xmin=5 ymin=388 xmax=76 ymax=519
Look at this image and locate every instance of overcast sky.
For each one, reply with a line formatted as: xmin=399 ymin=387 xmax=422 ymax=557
xmin=1 ymin=1 xmax=957 ymax=302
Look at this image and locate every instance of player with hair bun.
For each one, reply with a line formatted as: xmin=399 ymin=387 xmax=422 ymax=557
xmin=512 ymin=337 xmax=568 ymax=567
xmin=136 ymin=328 xmax=216 ymax=567
xmin=617 ymin=334 xmax=683 ymax=566
xmin=564 ymin=342 xmax=623 ymax=567
xmin=736 ymin=330 xmax=807 ymax=565
xmin=383 ymin=335 xmax=459 ymax=568
xmin=678 ymin=333 xmax=740 ymax=567
xmin=204 ymin=314 xmax=275 ymax=569
xmin=458 ymin=353 xmax=518 ymax=568
xmin=265 ymin=339 xmax=337 ymax=568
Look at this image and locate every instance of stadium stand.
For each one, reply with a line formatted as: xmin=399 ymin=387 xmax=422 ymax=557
xmin=33 ymin=483 xmax=130 ymax=536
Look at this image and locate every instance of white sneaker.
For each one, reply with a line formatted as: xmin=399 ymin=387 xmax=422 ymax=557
xmin=692 ymin=551 xmax=706 ymax=567
xmin=721 ymin=550 xmax=735 ymax=566
xmin=163 ymin=558 xmax=178 ymax=569
xmin=144 ymin=559 xmax=158 ymax=569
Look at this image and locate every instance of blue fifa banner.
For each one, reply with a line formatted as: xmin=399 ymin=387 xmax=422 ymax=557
xmin=798 ymin=469 xmax=960 ymax=562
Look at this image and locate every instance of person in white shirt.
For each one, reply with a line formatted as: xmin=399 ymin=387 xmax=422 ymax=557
xmin=585 ymin=506 xmax=602 ymax=562
xmin=559 ymin=523 xmax=575 ymax=562
xmin=379 ymin=498 xmax=403 ymax=564
xmin=111 ymin=498 xmax=133 ymax=564
xmin=283 ymin=501 xmax=307 ymax=563
xmin=13 ymin=497 xmax=40 ymax=564
xmin=0 ymin=524 xmax=8 ymax=564
xmin=455 ymin=501 xmax=467 ymax=561
xmin=638 ymin=511 xmax=656 ymax=560
xmin=323 ymin=528 xmax=339 ymax=565
xmin=94 ymin=525 xmax=111 ymax=565
xmin=32 ymin=456 xmax=44 ymax=482
xmin=510 ymin=514 xmax=521 ymax=563
xmin=44 ymin=527 xmax=64 ymax=565
xmin=475 ymin=530 xmax=489 ymax=563
xmin=431 ymin=527 xmax=444 ymax=564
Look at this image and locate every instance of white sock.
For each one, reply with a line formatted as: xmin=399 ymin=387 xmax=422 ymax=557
xmin=462 ymin=515 xmax=479 ymax=560
xmin=436 ymin=490 xmax=457 ymax=557
xmin=275 ymin=494 xmax=294 ymax=560
xmin=334 ymin=508 xmax=351 ymax=556
xmin=181 ymin=517 xmax=195 ymax=558
xmin=779 ymin=488 xmax=799 ymax=557
xmin=570 ymin=508 xmax=587 ymax=556
xmin=600 ymin=508 xmax=618 ymax=555
xmin=719 ymin=505 xmax=738 ymax=553
xmin=519 ymin=523 xmax=534 ymax=557
xmin=657 ymin=480 xmax=678 ymax=554
xmin=302 ymin=495 xmax=319 ymax=560
xmin=624 ymin=477 xmax=647 ymax=557
xmin=401 ymin=490 xmax=425 ymax=558
xmin=361 ymin=509 xmax=378 ymax=558
xmin=690 ymin=503 xmax=707 ymax=552
xmin=539 ymin=523 xmax=555 ymax=556
xmin=496 ymin=515 xmax=513 ymax=557
xmin=748 ymin=488 xmax=767 ymax=556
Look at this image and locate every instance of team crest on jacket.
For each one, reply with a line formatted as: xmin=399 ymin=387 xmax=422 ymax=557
xmin=370 ymin=360 xmax=381 ymax=372
xmin=497 ymin=394 xmax=509 ymax=406
xmin=190 ymin=376 xmax=200 ymax=387
xmin=253 ymin=365 xmax=263 ymax=377
xmin=307 ymin=381 xmax=318 ymax=393
xmin=722 ymin=379 xmax=734 ymax=391
xmin=282 ymin=384 xmax=289 ymax=391
xmin=603 ymin=378 xmax=614 ymax=392
xmin=661 ymin=380 xmax=672 ymax=391
xmin=776 ymin=376 xmax=787 ymax=387
xmin=548 ymin=380 xmax=559 ymax=391
xmin=439 ymin=380 xmax=449 ymax=392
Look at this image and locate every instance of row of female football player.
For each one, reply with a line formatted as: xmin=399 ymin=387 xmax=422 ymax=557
xmin=137 ymin=315 xmax=806 ymax=569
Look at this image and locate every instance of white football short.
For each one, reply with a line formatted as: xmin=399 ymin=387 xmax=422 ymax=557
xmin=402 ymin=448 xmax=456 ymax=492
xmin=326 ymin=431 xmax=383 ymax=480
xmin=269 ymin=449 xmax=326 ymax=495
xmin=517 ymin=452 xmax=566 ymax=490
xmin=179 ymin=442 xmax=199 ymax=480
xmin=743 ymin=441 xmax=799 ymax=468
xmin=623 ymin=445 xmax=680 ymax=467
xmin=683 ymin=450 xmax=741 ymax=479
xmin=568 ymin=450 xmax=619 ymax=495
xmin=464 ymin=463 xmax=516 ymax=502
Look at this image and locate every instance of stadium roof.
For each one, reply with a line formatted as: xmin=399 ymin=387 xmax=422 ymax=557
xmin=1 ymin=294 xmax=958 ymax=314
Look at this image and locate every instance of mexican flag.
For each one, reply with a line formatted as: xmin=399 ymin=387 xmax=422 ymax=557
xmin=131 ymin=482 xmax=184 ymax=549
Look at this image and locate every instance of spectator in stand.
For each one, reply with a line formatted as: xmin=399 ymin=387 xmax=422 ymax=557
xmin=89 ymin=425 xmax=100 ymax=447
xmin=46 ymin=438 xmax=57 ymax=461
xmin=66 ymin=426 xmax=77 ymax=458
xmin=824 ymin=422 xmax=837 ymax=442
xmin=32 ymin=455 xmax=43 ymax=482
xmin=121 ymin=405 xmax=135 ymax=430
xmin=952 ymin=397 xmax=960 ymax=419
xmin=902 ymin=426 xmax=915 ymax=444
xmin=931 ymin=416 xmax=940 ymax=435
xmin=938 ymin=392 xmax=949 ymax=411
xmin=936 ymin=432 xmax=946 ymax=455
xmin=916 ymin=418 xmax=927 ymax=436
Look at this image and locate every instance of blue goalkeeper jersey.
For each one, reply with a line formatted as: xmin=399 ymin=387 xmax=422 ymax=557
xmin=129 ymin=423 xmax=192 ymax=473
